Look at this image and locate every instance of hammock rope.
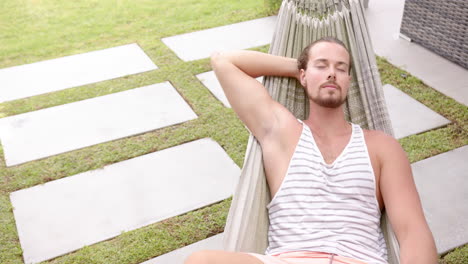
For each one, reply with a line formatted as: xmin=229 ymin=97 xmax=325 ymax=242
xmin=223 ymin=1 xmax=399 ymax=263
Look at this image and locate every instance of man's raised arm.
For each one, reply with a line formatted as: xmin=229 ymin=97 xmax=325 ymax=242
xmin=210 ymin=50 xmax=299 ymax=142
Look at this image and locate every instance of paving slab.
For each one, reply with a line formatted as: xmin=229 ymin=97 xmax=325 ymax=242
xmin=383 ymin=84 xmax=451 ymax=139
xmin=411 ymin=145 xmax=468 ymax=254
xmin=365 ymin=0 xmax=468 ymax=106
xmin=141 ymin=234 xmax=224 ymax=264
xmin=10 ymin=139 xmax=239 ymax=264
xmin=162 ymin=16 xmax=277 ymax=61
xmin=196 ymin=71 xmax=263 ymax=108
xmin=0 ymin=43 xmax=157 ymax=103
xmin=0 ymin=82 xmax=197 ymax=166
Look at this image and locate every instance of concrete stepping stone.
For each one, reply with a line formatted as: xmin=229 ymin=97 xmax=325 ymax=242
xmin=383 ymin=84 xmax=451 ymax=139
xmin=412 ymin=145 xmax=468 ymax=254
xmin=0 ymin=82 xmax=197 ymax=166
xmin=196 ymin=71 xmax=263 ymax=108
xmin=162 ymin=16 xmax=276 ymax=61
xmin=0 ymin=43 xmax=157 ymax=103
xmin=142 ymin=234 xmax=224 ymax=264
xmin=365 ymin=0 xmax=468 ymax=106
xmin=10 ymin=139 xmax=240 ymax=264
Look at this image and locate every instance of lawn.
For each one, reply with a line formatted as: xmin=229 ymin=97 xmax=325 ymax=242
xmin=0 ymin=0 xmax=466 ymax=263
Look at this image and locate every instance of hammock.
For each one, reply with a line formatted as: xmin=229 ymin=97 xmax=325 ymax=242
xmin=222 ymin=0 xmax=400 ymax=263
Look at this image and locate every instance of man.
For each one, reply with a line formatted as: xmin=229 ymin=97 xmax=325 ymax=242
xmin=185 ymin=37 xmax=437 ymax=264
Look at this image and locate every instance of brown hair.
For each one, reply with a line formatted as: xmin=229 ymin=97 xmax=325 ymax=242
xmin=297 ymin=36 xmax=352 ymax=74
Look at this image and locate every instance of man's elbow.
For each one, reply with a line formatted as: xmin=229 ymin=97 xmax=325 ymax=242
xmin=210 ymin=51 xmax=220 ymax=64
xmin=210 ymin=51 xmax=228 ymax=69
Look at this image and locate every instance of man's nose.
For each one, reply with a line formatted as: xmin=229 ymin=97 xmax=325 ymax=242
xmin=327 ymin=70 xmax=336 ymax=81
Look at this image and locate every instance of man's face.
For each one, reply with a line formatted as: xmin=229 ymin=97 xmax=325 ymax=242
xmin=299 ymin=42 xmax=351 ymax=108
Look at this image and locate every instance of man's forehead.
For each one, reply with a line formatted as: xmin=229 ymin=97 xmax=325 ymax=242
xmin=310 ymin=41 xmax=348 ymax=52
xmin=308 ymin=42 xmax=350 ymax=64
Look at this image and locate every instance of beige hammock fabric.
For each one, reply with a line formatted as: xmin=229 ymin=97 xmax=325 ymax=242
xmin=223 ymin=0 xmax=400 ymax=263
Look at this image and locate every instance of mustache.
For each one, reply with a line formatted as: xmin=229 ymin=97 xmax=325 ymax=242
xmin=320 ymin=81 xmax=341 ymax=90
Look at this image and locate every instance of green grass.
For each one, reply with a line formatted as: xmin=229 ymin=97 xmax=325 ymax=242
xmin=440 ymin=245 xmax=468 ymax=264
xmin=0 ymin=0 xmax=467 ymax=263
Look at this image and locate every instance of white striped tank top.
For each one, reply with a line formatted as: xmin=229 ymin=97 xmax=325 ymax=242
xmin=265 ymin=121 xmax=388 ymax=264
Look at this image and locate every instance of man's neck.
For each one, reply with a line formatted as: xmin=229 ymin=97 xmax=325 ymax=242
xmin=305 ymin=103 xmax=351 ymax=138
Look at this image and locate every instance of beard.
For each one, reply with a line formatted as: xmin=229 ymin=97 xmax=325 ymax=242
xmin=312 ymin=93 xmax=346 ymax=108
xmin=308 ymin=82 xmax=347 ymax=108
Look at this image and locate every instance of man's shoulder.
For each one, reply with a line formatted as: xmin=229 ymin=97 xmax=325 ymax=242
xmin=363 ymin=128 xmax=405 ymax=157
xmin=362 ymin=128 xmax=397 ymax=144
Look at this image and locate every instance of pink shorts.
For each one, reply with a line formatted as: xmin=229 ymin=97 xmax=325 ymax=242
xmin=248 ymin=251 xmax=368 ymax=264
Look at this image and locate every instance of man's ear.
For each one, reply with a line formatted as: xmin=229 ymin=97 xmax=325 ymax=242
xmin=299 ymin=69 xmax=307 ymax=87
